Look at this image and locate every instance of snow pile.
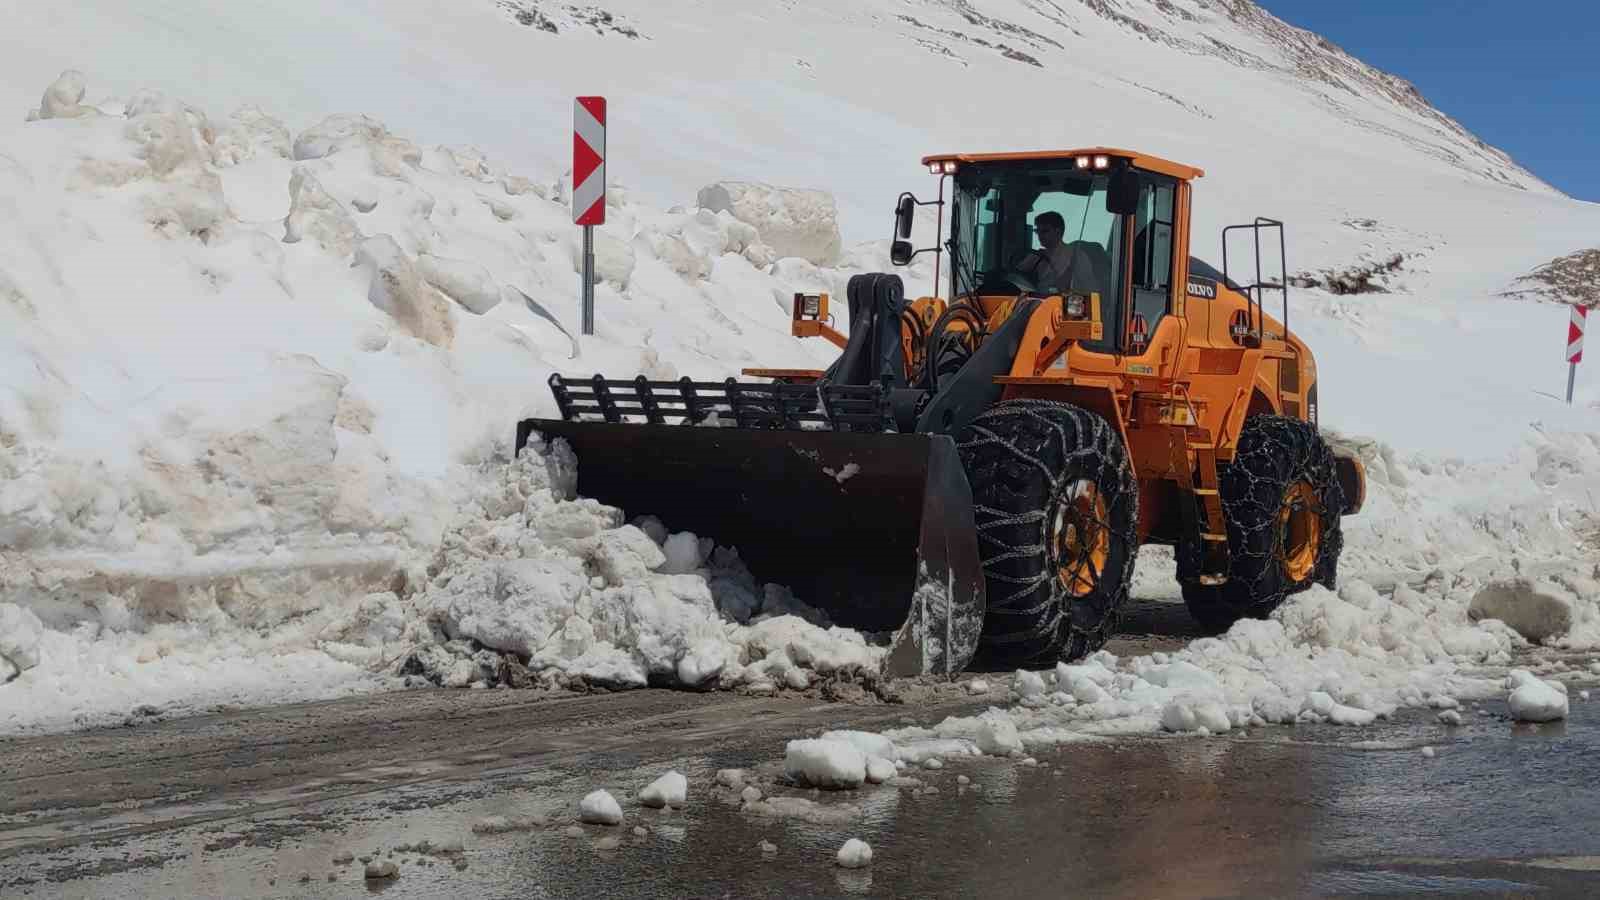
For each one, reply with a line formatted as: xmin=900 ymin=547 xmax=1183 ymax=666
xmin=397 ymin=436 xmax=886 ymax=690
xmin=1505 ymin=670 xmax=1569 ymax=723
xmin=783 ymin=437 xmax=1600 ymax=757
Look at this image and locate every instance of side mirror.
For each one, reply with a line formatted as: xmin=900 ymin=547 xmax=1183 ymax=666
xmin=894 ymin=194 xmax=916 ymax=239
xmin=890 ymin=240 xmax=915 ymax=266
xmin=1106 ymin=167 xmax=1140 ymax=217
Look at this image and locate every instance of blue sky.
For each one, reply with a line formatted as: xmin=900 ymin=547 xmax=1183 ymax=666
xmin=1259 ymin=2 xmax=1600 ymax=201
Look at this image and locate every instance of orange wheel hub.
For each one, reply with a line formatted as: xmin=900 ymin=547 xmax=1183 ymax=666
xmin=1054 ymin=481 xmax=1110 ymax=597
xmin=1278 ymin=481 xmax=1322 ymax=583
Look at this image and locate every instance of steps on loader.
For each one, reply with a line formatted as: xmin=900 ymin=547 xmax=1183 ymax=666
xmin=1175 ymin=426 xmax=1230 ymax=583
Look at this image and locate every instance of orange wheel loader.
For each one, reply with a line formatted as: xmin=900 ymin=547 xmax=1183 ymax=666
xmin=517 ymin=148 xmax=1367 ymax=678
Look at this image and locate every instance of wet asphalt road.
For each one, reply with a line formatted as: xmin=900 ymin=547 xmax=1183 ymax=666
xmin=3 ymin=603 xmax=1598 ymax=899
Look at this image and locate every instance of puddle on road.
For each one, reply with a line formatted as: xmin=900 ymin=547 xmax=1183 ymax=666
xmin=1312 ymin=869 xmax=1542 ymax=895
xmin=7 ymin=706 xmax=1600 ymax=899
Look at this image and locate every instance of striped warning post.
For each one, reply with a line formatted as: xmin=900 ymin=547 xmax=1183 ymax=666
xmin=573 ymin=97 xmax=606 ymax=226
xmin=1568 ymin=306 xmax=1587 ymax=364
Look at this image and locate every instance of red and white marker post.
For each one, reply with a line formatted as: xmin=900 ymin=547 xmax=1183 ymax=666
xmin=1567 ymin=305 xmax=1588 ymax=404
xmin=573 ymin=96 xmax=606 ymax=335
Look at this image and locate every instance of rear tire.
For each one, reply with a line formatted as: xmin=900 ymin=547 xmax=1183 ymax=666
xmin=957 ymin=400 xmax=1139 ymax=667
xmin=1181 ymin=415 xmax=1345 ymax=633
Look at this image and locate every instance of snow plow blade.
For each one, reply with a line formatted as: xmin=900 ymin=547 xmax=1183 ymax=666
xmin=515 ymin=416 xmax=985 ymax=678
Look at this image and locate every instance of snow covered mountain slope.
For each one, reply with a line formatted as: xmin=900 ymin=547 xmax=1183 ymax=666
xmin=0 ymin=0 xmax=1597 ymax=734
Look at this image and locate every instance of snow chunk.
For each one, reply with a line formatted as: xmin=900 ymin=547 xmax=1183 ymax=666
xmin=1302 ymin=691 xmax=1377 ymax=726
xmin=695 ymin=182 xmax=842 ymax=265
xmin=818 ymin=729 xmax=897 ymax=762
xmin=659 ymin=532 xmax=706 ymax=575
xmin=784 ymin=738 xmax=866 ymax=789
xmin=39 ymin=70 xmax=95 ymax=120
xmin=1468 ymin=578 xmax=1575 ymax=642
xmin=836 ymin=838 xmax=872 ymax=868
xmin=211 ymin=105 xmax=291 ymax=166
xmin=416 ymin=254 xmax=501 ymax=315
xmin=976 ymin=714 xmax=1023 ymax=756
xmin=293 ymin=114 xmax=388 ymax=160
xmin=1011 ymin=669 xmax=1047 ymax=701
xmin=967 ymin=679 xmax=990 ymax=695
xmin=0 ymin=604 xmax=46 ymax=673
xmin=638 ymin=771 xmax=688 ymax=809
xmin=1505 ymin=670 xmax=1568 ymax=722
xmin=579 ymin=789 xmax=623 ymax=825
xmin=353 ymin=236 xmax=455 ymax=347
xmin=822 ymin=463 xmax=860 ymax=484
xmin=432 ymin=559 xmax=587 ymax=657
xmin=1160 ymin=700 xmax=1232 ymax=734
xmin=864 ymin=756 xmax=896 ymax=784
xmin=284 ymin=167 xmax=362 ymax=256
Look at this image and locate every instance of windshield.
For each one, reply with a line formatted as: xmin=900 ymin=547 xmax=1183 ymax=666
xmin=950 ymin=162 xmax=1123 ymax=306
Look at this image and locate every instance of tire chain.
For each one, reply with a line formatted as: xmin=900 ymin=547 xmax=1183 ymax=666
xmin=957 ymin=399 xmax=1140 ymax=662
xmin=1215 ymin=415 xmax=1346 ymax=612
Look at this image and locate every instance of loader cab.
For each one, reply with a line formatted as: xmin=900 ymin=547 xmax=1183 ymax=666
xmin=922 ymin=149 xmax=1198 ymax=358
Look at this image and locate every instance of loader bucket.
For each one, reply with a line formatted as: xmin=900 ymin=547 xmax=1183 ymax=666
xmin=515 ymin=419 xmax=986 ymax=678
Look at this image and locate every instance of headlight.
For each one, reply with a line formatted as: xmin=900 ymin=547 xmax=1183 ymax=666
xmin=1064 ymin=293 xmax=1086 ymax=318
xmin=800 ymin=293 xmax=821 ymax=317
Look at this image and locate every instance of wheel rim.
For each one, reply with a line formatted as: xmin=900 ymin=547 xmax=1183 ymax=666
xmin=1278 ymin=481 xmax=1321 ymax=583
xmin=1053 ymin=480 xmax=1110 ymax=597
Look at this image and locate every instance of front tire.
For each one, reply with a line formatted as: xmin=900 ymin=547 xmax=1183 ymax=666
xmin=957 ymin=400 xmax=1139 ymax=667
xmin=1181 ymin=415 xmax=1345 ymax=633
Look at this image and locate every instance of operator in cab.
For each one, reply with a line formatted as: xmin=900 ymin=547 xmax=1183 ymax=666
xmin=1014 ymin=211 xmax=1109 ymax=296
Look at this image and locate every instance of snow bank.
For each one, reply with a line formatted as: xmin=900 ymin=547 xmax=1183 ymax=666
xmin=696 ymin=182 xmax=842 ymax=266
xmin=0 ymin=73 xmax=850 ymax=735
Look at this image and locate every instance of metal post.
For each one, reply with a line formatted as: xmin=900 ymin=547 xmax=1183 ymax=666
xmin=581 ymin=225 xmax=595 ymax=335
xmin=1568 ymin=362 xmax=1578 ymax=405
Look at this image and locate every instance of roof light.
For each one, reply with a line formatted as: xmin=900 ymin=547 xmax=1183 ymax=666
xmin=1093 ymin=155 xmax=1110 ymax=170
xmin=1075 ymin=156 xmax=1090 ymax=169
xmin=928 ymin=162 xmax=942 ymax=174
xmin=941 ymin=160 xmax=958 ymax=174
